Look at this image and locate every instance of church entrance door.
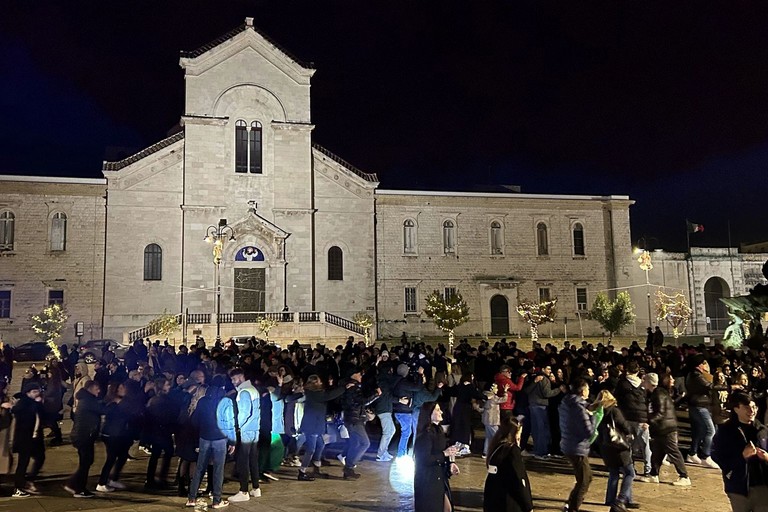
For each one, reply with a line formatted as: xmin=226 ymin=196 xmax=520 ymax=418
xmin=234 ymin=268 xmax=265 ymax=312
xmin=490 ymin=295 xmax=510 ymax=335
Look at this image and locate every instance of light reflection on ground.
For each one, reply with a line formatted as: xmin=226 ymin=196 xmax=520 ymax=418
xmin=389 ymin=455 xmax=415 ymax=496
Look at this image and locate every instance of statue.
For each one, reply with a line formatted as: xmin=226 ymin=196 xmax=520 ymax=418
xmin=720 ymin=259 xmax=768 ymax=350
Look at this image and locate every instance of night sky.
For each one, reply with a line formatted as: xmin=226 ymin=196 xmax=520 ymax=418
xmin=2 ymin=1 xmax=768 ymax=251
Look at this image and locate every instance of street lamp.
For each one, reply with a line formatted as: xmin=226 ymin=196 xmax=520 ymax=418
xmin=634 ymin=236 xmax=659 ymax=330
xmin=204 ymin=219 xmax=235 ymax=343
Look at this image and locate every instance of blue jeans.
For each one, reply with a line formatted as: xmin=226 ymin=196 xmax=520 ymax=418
xmin=689 ymin=406 xmax=715 ymax=458
xmin=627 ymin=421 xmax=651 ymax=475
xmin=530 ymin=405 xmax=551 ymax=456
xmin=301 ymin=434 xmax=325 ymax=469
xmin=606 ymin=462 xmax=635 ymax=505
xmin=484 ymin=424 xmax=498 ymax=456
xmin=188 ymin=438 xmax=226 ymax=504
xmin=345 ymin=423 xmax=371 ymax=468
xmin=377 ymin=413 xmax=396 ymax=458
xmin=395 ymin=412 xmax=414 ymax=457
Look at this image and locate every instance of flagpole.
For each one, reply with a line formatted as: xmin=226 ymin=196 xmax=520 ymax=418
xmin=686 ymin=220 xmax=698 ymax=335
xmin=728 ymin=220 xmax=736 ymax=296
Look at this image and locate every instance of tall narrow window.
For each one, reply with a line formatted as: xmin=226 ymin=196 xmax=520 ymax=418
xmin=539 ymin=287 xmax=551 ymax=303
xmin=0 ymin=290 xmax=10 ymax=318
xmin=235 ymin=120 xmax=248 ymax=173
xmin=444 ymin=287 xmax=457 ymax=302
xmin=536 ymin=222 xmax=549 ymax=256
xmin=403 ymin=219 xmax=417 ymax=254
xmin=573 ymin=223 xmax=585 ymax=256
xmin=144 ymin=244 xmax=162 ymax=281
xmin=249 ymin=121 xmax=262 ymax=174
xmin=576 ymin=287 xmax=588 ymax=311
xmin=404 ymin=287 xmax=417 ymax=313
xmin=48 ymin=290 xmax=64 ymax=306
xmin=328 ymin=246 xmax=343 ymax=281
xmin=490 ymin=221 xmax=503 ymax=254
xmin=0 ymin=211 xmax=14 ymax=251
xmin=443 ymin=220 xmax=456 ymax=253
xmin=50 ymin=212 xmax=67 ymax=251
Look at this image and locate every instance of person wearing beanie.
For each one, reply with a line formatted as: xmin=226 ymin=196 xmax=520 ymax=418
xmin=685 ymin=354 xmax=723 ymax=469
xmin=12 ymin=381 xmax=45 ymax=498
xmin=339 ymin=367 xmax=381 ymax=479
xmin=644 ymin=373 xmax=690 ymax=487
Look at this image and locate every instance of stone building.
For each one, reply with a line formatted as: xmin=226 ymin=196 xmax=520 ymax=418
xmin=1 ymin=19 xmax=765 ymax=345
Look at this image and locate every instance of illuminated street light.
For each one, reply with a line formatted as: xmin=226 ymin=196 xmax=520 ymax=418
xmin=205 ymin=219 xmax=236 ymax=343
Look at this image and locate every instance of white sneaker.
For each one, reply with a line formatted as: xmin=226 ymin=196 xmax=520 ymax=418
xmin=108 ymin=480 xmax=126 ymax=490
xmin=701 ymin=457 xmax=720 ymax=469
xmin=686 ymin=454 xmax=702 ymax=465
xmin=672 ymin=476 xmax=692 ymax=487
xmin=262 ymin=472 xmax=279 ymax=482
xmin=376 ymin=453 xmax=393 ymax=462
xmin=337 ymin=454 xmax=346 ymax=465
xmin=662 ymin=455 xmax=671 ymax=466
xmin=229 ymin=491 xmax=250 ymax=502
xmin=95 ymin=484 xmax=114 ymax=493
xmin=635 ymin=475 xmax=655 ymax=483
xmin=249 ymin=488 xmax=262 ymax=498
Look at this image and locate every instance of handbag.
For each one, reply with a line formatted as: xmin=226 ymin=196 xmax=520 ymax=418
xmin=605 ymin=414 xmax=630 ymax=451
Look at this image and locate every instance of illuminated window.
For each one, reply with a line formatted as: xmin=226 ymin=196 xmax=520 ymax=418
xmin=403 ymin=219 xmax=417 ymax=254
xmin=490 ymin=221 xmax=503 ymax=254
xmin=443 ymin=220 xmax=456 ymax=253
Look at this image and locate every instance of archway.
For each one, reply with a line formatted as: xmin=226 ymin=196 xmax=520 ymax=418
xmin=704 ymin=277 xmax=730 ymax=332
xmin=490 ymin=295 xmax=510 ymax=335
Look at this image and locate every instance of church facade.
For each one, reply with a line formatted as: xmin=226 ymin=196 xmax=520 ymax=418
xmin=1 ymin=20 xmax=763 ymax=345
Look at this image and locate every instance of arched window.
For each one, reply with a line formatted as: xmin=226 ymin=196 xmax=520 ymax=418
xmin=490 ymin=221 xmax=503 ymax=254
xmin=235 ymin=120 xmax=248 ymax=173
xmin=328 ymin=246 xmax=343 ymax=281
xmin=443 ymin=220 xmax=456 ymax=253
xmin=144 ymin=244 xmax=162 ymax=281
xmin=536 ymin=222 xmax=549 ymax=256
xmin=50 ymin=212 xmax=67 ymax=251
xmin=0 ymin=211 xmax=14 ymax=251
xmin=403 ymin=219 xmax=417 ymax=254
xmin=249 ymin=121 xmax=262 ymax=174
xmin=572 ymin=223 xmax=585 ymax=256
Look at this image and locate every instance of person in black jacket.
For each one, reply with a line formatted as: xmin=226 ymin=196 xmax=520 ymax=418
xmin=97 ymin=382 xmax=132 ymax=492
xmin=614 ymin=361 xmax=651 ymax=479
xmin=644 ymin=373 xmax=690 ymax=486
xmin=483 ymin=416 xmax=533 ymax=512
xmin=11 ymin=381 xmax=45 ymax=498
xmin=593 ymin=390 xmax=637 ymax=512
xmin=339 ymin=366 xmax=381 ymax=479
xmin=187 ymin=384 xmax=229 ymax=509
xmin=685 ymin=354 xmax=723 ymax=468
xmin=414 ymin=401 xmax=459 ymax=512
xmin=373 ymin=361 xmax=397 ymax=461
xmin=712 ymin=392 xmax=768 ymax=511
xmin=65 ymin=380 xmax=103 ymax=497
xmin=144 ymin=377 xmax=177 ymax=490
xmin=393 ymin=363 xmax=427 ymax=458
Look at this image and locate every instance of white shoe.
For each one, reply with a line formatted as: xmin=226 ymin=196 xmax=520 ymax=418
xmin=95 ymin=484 xmax=114 ymax=493
xmin=662 ymin=455 xmax=671 ymax=466
xmin=337 ymin=454 xmax=346 ymax=465
xmin=228 ymin=491 xmax=250 ymax=502
xmin=685 ymin=454 xmax=702 ymax=465
xmin=521 ymin=450 xmax=533 ymax=457
xmin=249 ymin=488 xmax=261 ymax=498
xmin=636 ymin=475 xmax=658 ymax=483
xmin=672 ymin=476 xmax=692 ymax=487
xmin=701 ymin=457 xmax=720 ymax=469
xmin=262 ymin=472 xmax=279 ymax=482
xmin=108 ymin=480 xmax=126 ymax=490
xmin=376 ymin=453 xmax=393 ymax=462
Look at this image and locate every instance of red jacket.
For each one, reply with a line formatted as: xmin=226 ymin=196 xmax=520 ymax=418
xmin=494 ymin=372 xmax=526 ymax=411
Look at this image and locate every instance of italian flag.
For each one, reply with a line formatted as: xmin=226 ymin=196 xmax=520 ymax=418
xmin=686 ymin=220 xmax=704 ymax=233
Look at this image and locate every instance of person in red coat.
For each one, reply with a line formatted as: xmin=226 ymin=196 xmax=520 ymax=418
xmin=494 ymin=366 xmax=526 ymax=421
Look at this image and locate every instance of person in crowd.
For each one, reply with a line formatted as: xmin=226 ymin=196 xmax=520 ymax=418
xmin=373 ymin=360 xmax=397 ymax=461
xmin=188 ymin=384 xmax=229 ymax=509
xmin=712 ymin=392 xmax=768 ymax=511
xmin=144 ymin=376 xmax=177 ymax=490
xmin=446 ymin=370 xmax=485 ymax=455
xmin=65 ymin=380 xmax=103 ymax=498
xmin=483 ymin=416 xmax=533 ymax=512
xmin=614 ymin=360 xmax=652 ymax=479
xmin=70 ymin=361 xmax=90 ymax=419
xmin=685 ymin=354 xmax=722 ymax=469
xmin=97 ymin=382 xmax=131 ymax=492
xmin=494 ymin=365 xmax=526 ymax=422
xmin=559 ymin=378 xmax=596 ymax=512
xmin=12 ymin=381 xmax=45 ymax=498
xmin=480 ymin=382 xmax=508 ymax=458
xmin=42 ymin=362 xmax=64 ymax=445
xmin=525 ymin=365 xmax=564 ymax=459
xmin=0 ymin=382 xmax=13 ymax=495
xmin=392 ymin=363 xmax=426 ymax=458
xmin=339 ymin=366 xmax=381 ymax=479
xmin=414 ymin=401 xmax=459 ymax=512
xmin=175 ymin=378 xmax=205 ymax=497
xmin=644 ymin=373 xmax=690 ymax=486
xmin=224 ymin=368 xmax=262 ymax=502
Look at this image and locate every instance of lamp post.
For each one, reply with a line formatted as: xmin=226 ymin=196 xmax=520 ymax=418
xmin=635 ymin=236 xmax=658 ymax=330
xmin=204 ymin=219 xmax=235 ymax=343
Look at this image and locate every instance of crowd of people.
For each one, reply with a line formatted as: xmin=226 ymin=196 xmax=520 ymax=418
xmin=0 ymin=330 xmax=767 ymax=511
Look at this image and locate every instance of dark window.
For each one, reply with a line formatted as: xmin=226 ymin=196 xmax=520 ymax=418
xmin=0 ymin=211 xmax=14 ymax=250
xmin=537 ymin=223 xmax=549 ymax=256
xmin=48 ymin=290 xmax=64 ymax=306
xmin=405 ymin=287 xmax=417 ymax=312
xmin=443 ymin=220 xmax=456 ymax=253
xmin=444 ymin=287 xmax=457 ymax=301
xmin=249 ymin=121 xmax=262 ymax=173
xmin=235 ymin=120 xmax=248 ymax=173
xmin=576 ymin=288 xmax=588 ymax=310
xmin=328 ymin=246 xmax=343 ymax=281
xmin=490 ymin=221 xmax=503 ymax=254
xmin=573 ymin=223 xmax=585 ymax=256
xmin=539 ymin=287 xmax=551 ymax=302
xmin=0 ymin=291 xmax=10 ymax=318
xmin=144 ymin=244 xmax=162 ymax=281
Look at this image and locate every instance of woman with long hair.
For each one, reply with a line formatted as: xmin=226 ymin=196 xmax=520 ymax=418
xmin=447 ymin=371 xmax=485 ymax=455
xmin=483 ymin=416 xmax=533 ymax=512
xmin=414 ymin=401 xmax=459 ymax=512
xmin=592 ymin=390 xmax=637 ymax=512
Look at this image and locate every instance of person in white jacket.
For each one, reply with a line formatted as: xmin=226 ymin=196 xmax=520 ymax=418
xmin=479 ymin=383 xmax=509 ymax=457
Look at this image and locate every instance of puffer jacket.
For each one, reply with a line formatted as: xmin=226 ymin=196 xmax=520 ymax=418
xmin=558 ymin=393 xmax=595 ymax=457
xmin=614 ymin=375 xmax=648 ymax=422
xmin=341 ymin=380 xmax=379 ymax=425
xmin=70 ymin=388 xmax=103 ymax=448
xmin=686 ymin=370 xmax=725 ymax=408
xmin=648 ymin=386 xmax=677 ymax=436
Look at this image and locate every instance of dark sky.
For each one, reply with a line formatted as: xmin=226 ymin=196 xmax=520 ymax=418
xmin=2 ymin=1 xmax=768 ymax=251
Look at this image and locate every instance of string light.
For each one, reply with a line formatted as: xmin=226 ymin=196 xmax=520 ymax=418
xmin=516 ymin=299 xmax=557 ymax=342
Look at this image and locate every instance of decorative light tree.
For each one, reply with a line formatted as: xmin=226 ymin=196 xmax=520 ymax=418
xmin=423 ymin=290 xmax=470 ymax=353
xmin=654 ymin=290 xmax=692 ymax=338
xmin=257 ymin=316 xmax=279 ymax=343
xmin=590 ymin=292 xmax=636 ymax=341
xmin=516 ymin=298 xmax=558 ymax=342
xmin=147 ymin=310 xmax=180 ymax=342
xmin=31 ymin=303 xmax=68 ymax=360
xmin=353 ymin=311 xmax=374 ymax=345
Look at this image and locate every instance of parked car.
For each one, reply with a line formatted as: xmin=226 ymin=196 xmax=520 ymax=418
xmin=78 ymin=339 xmax=129 ymax=363
xmin=12 ymin=341 xmax=53 ymax=362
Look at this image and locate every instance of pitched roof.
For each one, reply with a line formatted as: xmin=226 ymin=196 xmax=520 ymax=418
xmin=179 ymin=20 xmax=315 ymax=70
xmin=313 ymin=143 xmax=378 ymax=182
xmin=102 ymin=131 xmax=185 ymax=172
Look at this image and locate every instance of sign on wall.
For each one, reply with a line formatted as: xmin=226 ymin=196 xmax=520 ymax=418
xmin=235 ymin=246 xmax=265 ymax=262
